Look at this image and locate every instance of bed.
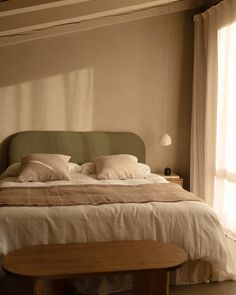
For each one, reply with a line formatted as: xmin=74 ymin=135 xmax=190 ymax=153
xmin=0 ymin=131 xmax=235 ymax=295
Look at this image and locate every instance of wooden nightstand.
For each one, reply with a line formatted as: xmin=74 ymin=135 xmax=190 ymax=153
xmin=158 ymin=174 xmax=183 ymax=187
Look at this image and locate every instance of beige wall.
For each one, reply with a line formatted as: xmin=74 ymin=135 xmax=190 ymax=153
xmin=0 ymin=11 xmax=194 ymax=188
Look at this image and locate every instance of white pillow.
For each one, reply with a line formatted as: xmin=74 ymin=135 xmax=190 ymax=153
xmin=94 ymin=154 xmax=148 ymax=180
xmin=137 ymin=163 xmax=151 ymax=175
xmin=0 ymin=162 xmax=21 ymax=179
xmin=81 ymin=162 xmax=96 ymax=174
xmin=68 ymin=162 xmax=81 ymax=173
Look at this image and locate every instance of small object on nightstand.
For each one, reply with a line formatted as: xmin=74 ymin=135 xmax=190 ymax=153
xmin=164 ymin=167 xmax=171 ymax=176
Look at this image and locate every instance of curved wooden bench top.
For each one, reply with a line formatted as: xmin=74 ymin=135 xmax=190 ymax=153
xmin=2 ymin=240 xmax=187 ymax=279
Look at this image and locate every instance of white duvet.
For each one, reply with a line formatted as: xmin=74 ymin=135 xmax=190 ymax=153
xmin=0 ymin=173 xmax=235 ymax=294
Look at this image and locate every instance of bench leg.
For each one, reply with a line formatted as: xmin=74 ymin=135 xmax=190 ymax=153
xmin=34 ymin=278 xmax=64 ymax=295
xmin=133 ymin=269 xmax=169 ymax=295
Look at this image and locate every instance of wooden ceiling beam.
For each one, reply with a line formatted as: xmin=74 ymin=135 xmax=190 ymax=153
xmin=0 ymin=0 xmax=210 ymax=46
xmin=0 ymin=0 xmax=180 ymax=16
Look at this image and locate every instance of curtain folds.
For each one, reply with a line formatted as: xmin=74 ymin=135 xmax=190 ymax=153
xmin=191 ymin=6 xmax=218 ymax=205
xmin=191 ymin=0 xmax=236 ymax=239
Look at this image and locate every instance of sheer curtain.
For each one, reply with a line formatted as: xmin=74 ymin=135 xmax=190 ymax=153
xmin=191 ymin=0 xmax=236 ymax=239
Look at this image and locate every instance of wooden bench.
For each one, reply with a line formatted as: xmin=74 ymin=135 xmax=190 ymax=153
xmin=2 ymin=240 xmax=187 ymax=295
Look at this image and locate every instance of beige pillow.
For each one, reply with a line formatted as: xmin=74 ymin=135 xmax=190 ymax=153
xmin=0 ymin=162 xmax=21 ymax=179
xmin=94 ymin=154 xmax=147 ymax=180
xmin=16 ymin=154 xmax=71 ymax=182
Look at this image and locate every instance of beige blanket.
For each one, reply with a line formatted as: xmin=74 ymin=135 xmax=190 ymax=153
xmin=0 ymin=183 xmax=201 ymax=206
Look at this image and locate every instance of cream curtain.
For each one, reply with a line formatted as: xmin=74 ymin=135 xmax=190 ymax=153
xmin=191 ymin=0 xmax=236 ymax=239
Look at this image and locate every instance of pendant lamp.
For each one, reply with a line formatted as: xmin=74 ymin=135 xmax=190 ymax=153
xmin=160 ymin=6 xmax=172 ymax=146
xmin=159 ymin=132 xmax=172 ymax=146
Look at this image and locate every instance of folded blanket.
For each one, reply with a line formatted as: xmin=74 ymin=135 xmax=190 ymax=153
xmin=0 ymin=183 xmax=202 ymax=206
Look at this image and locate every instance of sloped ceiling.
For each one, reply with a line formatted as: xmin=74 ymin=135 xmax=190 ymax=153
xmin=0 ymin=0 xmax=213 ymax=45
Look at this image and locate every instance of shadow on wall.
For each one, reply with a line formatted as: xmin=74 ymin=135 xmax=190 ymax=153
xmin=0 ymin=67 xmax=94 ymax=172
xmin=0 ymin=30 xmax=98 ymax=88
xmin=175 ymin=10 xmax=195 ymax=190
xmin=0 ymin=68 xmax=94 ymax=129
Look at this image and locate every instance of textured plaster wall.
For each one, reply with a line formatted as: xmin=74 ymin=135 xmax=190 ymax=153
xmin=0 ymin=11 xmax=194 ymax=187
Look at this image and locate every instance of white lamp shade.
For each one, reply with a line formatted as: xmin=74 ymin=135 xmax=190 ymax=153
xmin=159 ymin=132 xmax=172 ymax=146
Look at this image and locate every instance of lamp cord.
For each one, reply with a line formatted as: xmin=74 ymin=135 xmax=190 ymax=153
xmin=163 ymin=6 xmax=170 ymax=133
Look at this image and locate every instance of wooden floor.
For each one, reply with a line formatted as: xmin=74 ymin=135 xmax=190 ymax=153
xmin=170 ymin=281 xmax=236 ymax=295
xmin=116 ymin=281 xmax=236 ymax=295
xmin=115 ymin=238 xmax=236 ymax=295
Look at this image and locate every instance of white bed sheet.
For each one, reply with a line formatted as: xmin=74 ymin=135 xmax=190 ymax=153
xmin=0 ymin=173 xmax=235 ymax=294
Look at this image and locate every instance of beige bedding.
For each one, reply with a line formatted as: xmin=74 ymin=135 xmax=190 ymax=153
xmin=0 ymin=183 xmax=201 ymax=206
xmin=0 ymin=173 xmax=235 ymax=295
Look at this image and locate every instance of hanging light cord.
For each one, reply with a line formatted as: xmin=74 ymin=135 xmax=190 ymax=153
xmin=163 ymin=5 xmax=170 ymax=133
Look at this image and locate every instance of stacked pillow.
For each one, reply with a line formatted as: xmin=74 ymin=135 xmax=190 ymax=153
xmin=93 ymin=154 xmax=150 ymax=180
xmin=0 ymin=160 xmax=80 ymax=180
xmin=16 ymin=153 xmax=71 ymax=182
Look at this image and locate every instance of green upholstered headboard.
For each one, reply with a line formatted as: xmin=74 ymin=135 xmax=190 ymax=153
xmin=8 ymin=131 xmax=145 ymax=165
